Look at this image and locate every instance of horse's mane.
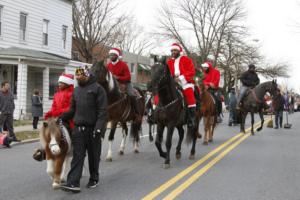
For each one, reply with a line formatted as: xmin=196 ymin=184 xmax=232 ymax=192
xmin=40 ymin=118 xmax=60 ymax=148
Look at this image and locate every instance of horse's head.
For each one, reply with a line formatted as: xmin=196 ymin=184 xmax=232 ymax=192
xmin=266 ymin=80 xmax=278 ymax=97
xmin=150 ymin=56 xmax=171 ymax=94
xmin=41 ymin=118 xmax=63 ymax=156
xmin=91 ymin=60 xmax=116 ymax=93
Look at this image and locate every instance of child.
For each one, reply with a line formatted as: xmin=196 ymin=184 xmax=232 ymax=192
xmin=0 ymin=130 xmax=13 ymax=148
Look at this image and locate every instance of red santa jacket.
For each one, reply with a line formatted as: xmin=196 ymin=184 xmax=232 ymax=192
xmin=107 ymin=60 xmax=131 ymax=84
xmin=44 ymin=86 xmax=74 ymax=128
xmin=167 ymin=56 xmax=195 ymax=84
xmin=203 ymin=62 xmax=220 ymax=89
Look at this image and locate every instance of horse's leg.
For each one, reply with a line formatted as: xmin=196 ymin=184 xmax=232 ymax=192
xmin=46 ymin=157 xmax=54 ymax=179
xmin=189 ymin=127 xmax=197 ymax=160
xmin=119 ymin=122 xmax=128 ymax=155
xmin=53 ymin=157 xmax=64 ymax=189
xmin=175 ymin=126 xmax=184 ymax=160
xmin=209 ymin=116 xmax=215 ymax=142
xmin=106 ymin=121 xmax=117 ymax=162
xmin=250 ymin=112 xmax=255 ymax=135
xmin=240 ymin=112 xmax=247 ymax=133
xmin=257 ymin=111 xmax=264 ymax=132
xmin=203 ymin=117 xmax=209 ymax=145
xmin=132 ymin=122 xmax=140 ymax=154
xmin=155 ymin=124 xmax=166 ymax=159
xmin=164 ymin=126 xmax=175 ymax=169
xmin=149 ymin=123 xmax=154 ymax=142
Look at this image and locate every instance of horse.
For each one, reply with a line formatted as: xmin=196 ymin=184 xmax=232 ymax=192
xmin=91 ymin=61 xmax=145 ymax=161
xmin=239 ymin=80 xmax=278 ymax=135
xmin=198 ymin=83 xmax=218 ymax=145
xmin=39 ymin=118 xmax=72 ymax=189
xmin=151 ymin=57 xmax=200 ymax=168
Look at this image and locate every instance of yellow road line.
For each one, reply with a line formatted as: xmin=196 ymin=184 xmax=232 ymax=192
xmin=163 ymin=120 xmax=270 ymax=200
xmin=142 ymin=121 xmax=263 ymax=200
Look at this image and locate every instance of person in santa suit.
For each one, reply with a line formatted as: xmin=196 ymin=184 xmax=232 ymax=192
xmin=167 ymin=43 xmax=197 ymax=130
xmin=33 ymin=73 xmax=74 ymax=161
xmin=107 ymin=47 xmax=141 ymax=121
xmin=201 ymin=56 xmax=222 ymax=121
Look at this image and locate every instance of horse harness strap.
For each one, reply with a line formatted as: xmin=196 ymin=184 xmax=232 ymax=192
xmin=107 ymin=95 xmax=127 ymax=110
xmin=156 ymin=98 xmax=179 ymax=111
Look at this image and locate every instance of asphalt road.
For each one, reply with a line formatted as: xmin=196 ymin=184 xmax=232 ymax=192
xmin=1 ymin=112 xmax=299 ymax=200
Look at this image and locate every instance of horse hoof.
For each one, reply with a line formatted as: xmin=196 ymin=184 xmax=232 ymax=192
xmin=52 ymin=182 xmax=60 ymax=190
xmin=163 ymin=164 xmax=170 ymax=169
xmin=251 ymin=132 xmax=255 ymax=136
xmin=119 ymin=151 xmax=124 ymax=155
xmin=257 ymin=128 xmax=262 ymax=132
xmin=134 ymin=149 xmax=139 ymax=154
xmin=106 ymin=157 xmax=113 ymax=162
xmin=197 ymin=132 xmax=202 ymax=139
xmin=189 ymin=154 xmax=195 ymax=160
xmin=203 ymin=141 xmax=208 ymax=145
xmin=176 ymin=153 xmax=181 ymax=160
xmin=208 ymin=139 xmax=213 ymax=143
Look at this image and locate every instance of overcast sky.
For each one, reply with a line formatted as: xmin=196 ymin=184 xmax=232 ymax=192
xmin=125 ymin=0 xmax=300 ymax=92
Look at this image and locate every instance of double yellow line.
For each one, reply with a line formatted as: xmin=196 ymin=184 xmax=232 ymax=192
xmin=142 ymin=119 xmax=270 ymax=200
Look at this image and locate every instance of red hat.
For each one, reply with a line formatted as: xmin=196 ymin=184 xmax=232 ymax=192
xmin=58 ymin=73 xmax=74 ymax=85
xmin=109 ymin=48 xmax=122 ymax=58
xmin=170 ymin=43 xmax=183 ymax=52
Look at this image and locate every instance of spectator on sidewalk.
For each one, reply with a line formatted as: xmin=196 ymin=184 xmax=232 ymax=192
xmin=31 ymin=89 xmax=43 ymax=130
xmin=0 ymin=81 xmax=20 ymax=142
xmin=0 ymin=130 xmax=13 ymax=148
xmin=272 ymin=88 xmax=285 ymax=129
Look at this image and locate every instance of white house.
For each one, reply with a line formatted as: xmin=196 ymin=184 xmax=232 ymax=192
xmin=0 ymin=0 xmax=83 ymax=119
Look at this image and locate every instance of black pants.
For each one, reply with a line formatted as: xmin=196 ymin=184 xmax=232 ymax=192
xmin=0 ymin=114 xmax=17 ymax=140
xmin=274 ymin=110 xmax=283 ymax=128
xmin=32 ymin=117 xmax=39 ymax=129
xmin=67 ymin=126 xmax=102 ymax=187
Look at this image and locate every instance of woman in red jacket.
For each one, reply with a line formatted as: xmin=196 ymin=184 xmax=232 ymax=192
xmin=33 ymin=73 xmax=74 ymax=161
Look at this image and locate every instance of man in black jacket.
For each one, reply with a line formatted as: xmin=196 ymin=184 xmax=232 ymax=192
xmin=237 ymin=64 xmax=260 ymax=108
xmin=60 ymin=66 xmax=107 ymax=193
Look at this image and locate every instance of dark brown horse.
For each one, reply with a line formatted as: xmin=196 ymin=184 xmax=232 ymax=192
xmin=151 ymin=57 xmax=200 ymax=168
xmin=240 ymin=80 xmax=278 ymax=135
xmin=91 ymin=61 xmax=145 ymax=161
xmin=198 ymin=83 xmax=218 ymax=145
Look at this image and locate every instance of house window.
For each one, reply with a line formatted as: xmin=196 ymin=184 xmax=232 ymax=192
xmin=42 ymin=19 xmax=49 ymax=46
xmin=62 ymin=25 xmax=67 ymax=49
xmin=0 ymin=6 xmax=3 ymax=37
xmin=20 ymin=12 xmax=27 ymax=41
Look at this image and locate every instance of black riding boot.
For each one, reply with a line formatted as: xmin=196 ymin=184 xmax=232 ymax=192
xmin=187 ymin=107 xmax=196 ymax=130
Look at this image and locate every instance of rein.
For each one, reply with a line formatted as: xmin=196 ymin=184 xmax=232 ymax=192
xmin=107 ymin=95 xmax=127 ymax=110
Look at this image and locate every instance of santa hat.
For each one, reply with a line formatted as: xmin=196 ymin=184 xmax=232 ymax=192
xmin=109 ymin=48 xmax=122 ymax=58
xmin=201 ymin=62 xmax=212 ymax=68
xmin=170 ymin=43 xmax=183 ymax=52
xmin=58 ymin=73 xmax=74 ymax=85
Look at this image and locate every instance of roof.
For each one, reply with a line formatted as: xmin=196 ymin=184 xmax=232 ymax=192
xmin=0 ymin=47 xmax=69 ymax=64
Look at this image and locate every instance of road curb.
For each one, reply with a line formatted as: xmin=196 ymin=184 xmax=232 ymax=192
xmin=11 ymin=138 xmax=40 ymax=147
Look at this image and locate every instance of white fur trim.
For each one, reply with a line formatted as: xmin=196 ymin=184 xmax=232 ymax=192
xmin=171 ymin=45 xmax=181 ymax=51
xmin=201 ymin=63 xmax=209 ymax=68
xmin=182 ymin=83 xmax=194 ymax=90
xmin=109 ymin=49 xmax=120 ymax=56
xmin=188 ymin=104 xmax=196 ymax=108
xmin=108 ymin=72 xmax=115 ymax=91
xmin=178 ymin=75 xmax=187 ymax=85
xmin=58 ymin=76 xmax=74 ymax=85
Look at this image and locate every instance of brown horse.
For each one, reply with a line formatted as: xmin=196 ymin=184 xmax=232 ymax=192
xmin=39 ymin=118 xmax=72 ymax=189
xmin=91 ymin=61 xmax=145 ymax=161
xmin=198 ymin=83 xmax=218 ymax=145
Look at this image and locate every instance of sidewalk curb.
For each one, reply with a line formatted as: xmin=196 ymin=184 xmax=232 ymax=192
xmin=11 ymin=138 xmax=40 ymax=147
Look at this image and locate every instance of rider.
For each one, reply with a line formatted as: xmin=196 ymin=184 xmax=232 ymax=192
xmin=33 ymin=73 xmax=74 ymax=161
xmin=236 ymin=64 xmax=260 ymax=109
xmin=107 ymin=47 xmax=141 ymax=122
xmin=201 ymin=55 xmax=222 ymax=120
xmin=167 ymin=43 xmax=197 ymax=130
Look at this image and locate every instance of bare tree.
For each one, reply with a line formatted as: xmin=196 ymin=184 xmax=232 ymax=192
xmin=114 ymin=17 xmax=154 ymax=56
xmin=72 ymin=0 xmax=127 ymax=63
